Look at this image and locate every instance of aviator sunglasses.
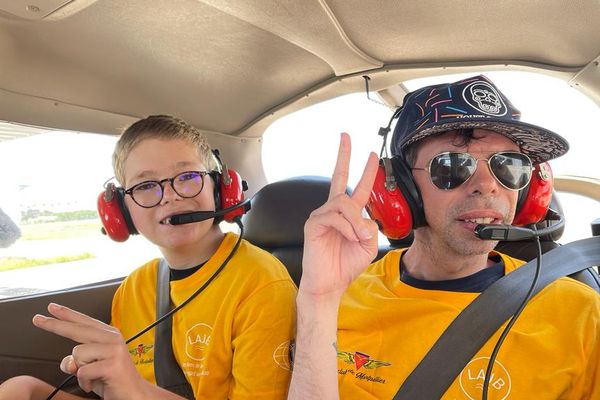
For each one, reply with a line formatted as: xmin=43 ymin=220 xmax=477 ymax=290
xmin=411 ymin=151 xmax=533 ymax=191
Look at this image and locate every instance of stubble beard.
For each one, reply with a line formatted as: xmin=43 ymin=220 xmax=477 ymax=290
xmin=441 ymin=222 xmax=497 ymax=257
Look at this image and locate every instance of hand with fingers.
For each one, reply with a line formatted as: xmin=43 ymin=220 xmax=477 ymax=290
xmin=32 ymin=303 xmax=181 ymax=400
xmin=288 ymin=133 xmax=380 ymax=400
xmin=300 ymin=132 xmax=380 ymax=299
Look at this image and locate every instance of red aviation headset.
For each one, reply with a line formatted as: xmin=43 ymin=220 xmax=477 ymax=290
xmin=97 ymin=149 xmax=250 ymax=242
xmin=366 ymin=116 xmax=554 ymax=240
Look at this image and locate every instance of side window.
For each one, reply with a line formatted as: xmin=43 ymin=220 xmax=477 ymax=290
xmin=262 ymin=71 xmax=600 ymax=244
xmin=262 ymin=93 xmax=392 ymax=244
xmin=0 ymin=125 xmax=160 ymax=299
xmin=263 ymin=93 xmax=391 ymax=187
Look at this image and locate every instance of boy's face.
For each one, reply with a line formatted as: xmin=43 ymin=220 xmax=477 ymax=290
xmin=122 ymin=137 xmax=217 ymax=250
xmin=411 ymin=129 xmax=520 ymax=257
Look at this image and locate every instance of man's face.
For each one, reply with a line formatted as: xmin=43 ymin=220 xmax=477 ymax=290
xmin=411 ymin=129 xmax=521 ymax=257
xmin=122 ymin=137 xmax=217 ymax=251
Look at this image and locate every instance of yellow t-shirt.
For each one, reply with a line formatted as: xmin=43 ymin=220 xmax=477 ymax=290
xmin=111 ymin=233 xmax=297 ymax=399
xmin=337 ymin=249 xmax=600 ymax=399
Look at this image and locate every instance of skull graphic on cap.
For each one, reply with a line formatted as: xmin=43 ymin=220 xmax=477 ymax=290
xmin=463 ymin=81 xmax=507 ymax=116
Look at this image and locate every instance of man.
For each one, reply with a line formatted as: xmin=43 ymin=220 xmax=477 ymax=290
xmin=289 ymin=75 xmax=600 ymax=399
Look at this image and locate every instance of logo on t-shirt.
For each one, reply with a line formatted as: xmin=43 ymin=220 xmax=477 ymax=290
xmin=337 ymin=350 xmax=391 ymax=370
xmin=181 ymin=323 xmax=213 ymax=378
xmin=336 ymin=349 xmax=391 ymax=385
xmin=185 ymin=323 xmax=213 ymax=361
xmin=128 ymin=342 xmax=154 ymax=365
xmin=273 ymin=339 xmax=295 ymax=371
xmin=459 ymin=357 xmax=512 ymax=399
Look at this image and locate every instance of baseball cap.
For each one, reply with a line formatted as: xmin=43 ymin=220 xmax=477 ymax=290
xmin=390 ymin=75 xmax=569 ymax=163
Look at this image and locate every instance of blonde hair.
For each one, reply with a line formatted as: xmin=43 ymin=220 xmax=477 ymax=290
xmin=112 ymin=115 xmax=219 ymax=186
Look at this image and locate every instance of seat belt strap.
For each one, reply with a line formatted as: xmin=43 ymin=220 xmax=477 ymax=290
xmin=394 ymin=236 xmax=600 ymax=400
xmin=154 ymin=259 xmax=195 ymax=399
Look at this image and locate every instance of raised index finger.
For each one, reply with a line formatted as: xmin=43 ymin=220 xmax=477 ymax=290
xmin=329 ymin=132 xmax=352 ymax=200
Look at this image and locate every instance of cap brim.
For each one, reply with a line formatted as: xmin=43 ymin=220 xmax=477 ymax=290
xmin=400 ymin=118 xmax=569 ymax=164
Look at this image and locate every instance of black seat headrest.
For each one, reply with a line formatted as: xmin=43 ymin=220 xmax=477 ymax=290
xmin=242 ymin=176 xmax=333 ymax=286
xmin=243 ymin=176 xmax=331 ymax=249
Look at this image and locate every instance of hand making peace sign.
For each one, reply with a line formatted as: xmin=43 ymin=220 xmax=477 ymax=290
xmin=299 ymin=133 xmax=380 ymax=299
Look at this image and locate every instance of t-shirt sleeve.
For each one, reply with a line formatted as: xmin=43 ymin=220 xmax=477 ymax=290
xmin=110 ymin=279 xmax=127 ymax=329
xmin=229 ymin=279 xmax=297 ymax=399
xmin=577 ymin=293 xmax=600 ymax=398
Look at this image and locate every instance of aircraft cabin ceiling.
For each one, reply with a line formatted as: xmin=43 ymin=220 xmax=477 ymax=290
xmin=0 ymin=0 xmax=599 ymax=136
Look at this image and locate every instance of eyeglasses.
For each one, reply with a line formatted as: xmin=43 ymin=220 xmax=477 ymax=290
xmin=124 ymin=171 xmax=209 ymax=208
xmin=412 ymin=151 xmax=533 ymax=191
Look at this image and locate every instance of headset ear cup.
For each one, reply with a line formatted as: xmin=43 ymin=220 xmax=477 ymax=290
xmin=118 ymin=189 xmax=138 ymax=235
xmin=219 ymin=169 xmax=248 ymax=223
xmin=366 ymin=162 xmax=414 ymax=240
xmin=97 ymin=183 xmax=137 ymax=242
xmin=211 ymin=149 xmax=249 ymax=223
xmin=512 ymin=162 xmax=553 ymax=226
xmin=390 ymin=156 xmax=426 ymax=229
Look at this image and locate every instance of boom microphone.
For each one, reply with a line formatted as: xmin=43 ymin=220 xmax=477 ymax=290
xmin=0 ymin=207 xmax=21 ymax=248
xmin=165 ymin=199 xmax=251 ymax=225
xmin=475 ymin=209 xmax=565 ymax=241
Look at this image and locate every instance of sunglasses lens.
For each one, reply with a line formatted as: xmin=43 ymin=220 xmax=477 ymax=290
xmin=429 ymin=153 xmax=476 ymax=190
xmin=489 ymin=152 xmax=532 ymax=190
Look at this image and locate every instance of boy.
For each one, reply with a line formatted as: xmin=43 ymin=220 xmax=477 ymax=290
xmin=0 ymin=115 xmax=296 ymax=399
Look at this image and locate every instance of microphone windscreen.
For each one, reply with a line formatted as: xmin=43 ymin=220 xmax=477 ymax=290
xmin=0 ymin=208 xmax=21 ymax=248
